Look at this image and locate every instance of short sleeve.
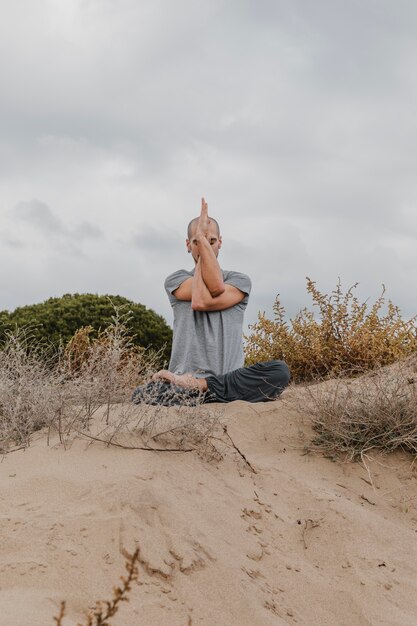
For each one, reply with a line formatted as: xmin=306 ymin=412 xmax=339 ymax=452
xmin=223 ymin=271 xmax=251 ymax=297
xmin=165 ymin=269 xmax=193 ymax=305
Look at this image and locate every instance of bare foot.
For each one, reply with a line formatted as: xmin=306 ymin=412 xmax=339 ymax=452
xmin=152 ymin=370 xmax=175 ymax=383
xmin=172 ymin=373 xmax=208 ymax=391
xmin=152 ymin=370 xmax=207 ymax=392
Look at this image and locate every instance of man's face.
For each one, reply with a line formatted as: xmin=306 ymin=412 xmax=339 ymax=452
xmin=186 ymin=222 xmax=222 ymax=262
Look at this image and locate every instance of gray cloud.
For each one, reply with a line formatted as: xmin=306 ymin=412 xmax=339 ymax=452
xmin=0 ymin=233 xmax=24 ymax=248
xmin=12 ymin=199 xmax=103 ymax=244
xmin=14 ymin=200 xmax=66 ymax=234
xmin=0 ymin=0 xmax=416 ymax=328
xmin=132 ymin=225 xmax=181 ymax=252
xmin=73 ymin=221 xmax=103 ymax=241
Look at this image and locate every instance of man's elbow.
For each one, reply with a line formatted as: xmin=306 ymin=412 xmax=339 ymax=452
xmin=191 ymin=299 xmax=207 ymax=311
xmin=209 ymin=283 xmax=225 ymax=298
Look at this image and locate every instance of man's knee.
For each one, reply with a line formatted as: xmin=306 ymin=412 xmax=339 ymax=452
xmin=257 ymin=360 xmax=291 ymax=392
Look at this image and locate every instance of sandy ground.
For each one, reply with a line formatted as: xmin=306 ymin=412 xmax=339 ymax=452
xmin=1 ymin=389 xmax=417 ymax=626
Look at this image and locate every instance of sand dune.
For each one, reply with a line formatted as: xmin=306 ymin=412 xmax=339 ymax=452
xmin=1 ymin=390 xmax=417 ymax=625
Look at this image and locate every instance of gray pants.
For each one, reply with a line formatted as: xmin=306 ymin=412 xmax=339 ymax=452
xmin=132 ymin=360 xmax=290 ymax=406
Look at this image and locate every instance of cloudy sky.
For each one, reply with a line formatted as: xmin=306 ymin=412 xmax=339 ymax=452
xmin=1 ymin=0 xmax=417 ymax=331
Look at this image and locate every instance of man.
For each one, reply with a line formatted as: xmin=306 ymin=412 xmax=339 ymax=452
xmin=132 ymin=198 xmax=290 ymax=405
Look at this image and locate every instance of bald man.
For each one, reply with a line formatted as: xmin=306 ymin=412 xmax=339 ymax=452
xmin=132 ymin=198 xmax=290 ymax=405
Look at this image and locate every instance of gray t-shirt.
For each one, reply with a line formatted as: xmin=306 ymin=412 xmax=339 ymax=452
xmin=165 ymin=269 xmax=251 ymax=378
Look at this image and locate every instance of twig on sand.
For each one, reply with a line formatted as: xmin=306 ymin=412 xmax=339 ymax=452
xmin=360 ymin=494 xmax=376 ymax=505
xmin=0 ymin=445 xmax=27 ymax=455
xmin=360 ymin=451 xmax=377 ymax=493
xmin=222 ymin=425 xmax=257 ymax=473
xmin=77 ymin=431 xmax=194 ymax=453
xmin=53 ymin=549 xmax=140 ymax=625
xmin=53 ymin=601 xmax=66 ymax=625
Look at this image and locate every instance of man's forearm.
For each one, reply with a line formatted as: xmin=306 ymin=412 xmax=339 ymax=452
xmin=192 ymin=258 xmax=215 ymax=309
xmin=195 ymin=234 xmax=225 ymax=296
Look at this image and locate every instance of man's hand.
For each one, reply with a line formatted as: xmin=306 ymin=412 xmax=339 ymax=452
xmin=195 ymin=197 xmax=210 ymax=239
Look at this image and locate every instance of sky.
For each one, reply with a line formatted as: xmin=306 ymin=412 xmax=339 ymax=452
xmin=1 ymin=0 xmax=417 ymax=332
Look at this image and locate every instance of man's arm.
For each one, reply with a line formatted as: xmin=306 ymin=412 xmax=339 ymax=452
xmin=172 ymin=261 xmax=245 ymax=310
xmin=191 ymin=258 xmax=245 ymax=311
xmin=172 ymin=277 xmax=193 ymax=301
xmin=194 ymin=198 xmax=225 ymax=297
xmin=172 ymin=239 xmax=224 ymax=306
xmin=172 ymin=198 xmax=246 ymax=310
xmin=196 ymin=235 xmax=225 ymax=297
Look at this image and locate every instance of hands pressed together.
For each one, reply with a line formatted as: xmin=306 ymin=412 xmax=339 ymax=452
xmin=195 ymin=197 xmax=210 ymax=239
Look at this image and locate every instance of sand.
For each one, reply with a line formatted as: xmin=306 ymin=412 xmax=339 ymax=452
xmin=1 ymin=390 xmax=417 ymax=625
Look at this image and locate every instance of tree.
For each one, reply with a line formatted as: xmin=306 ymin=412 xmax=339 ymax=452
xmin=0 ymin=293 xmax=172 ymax=363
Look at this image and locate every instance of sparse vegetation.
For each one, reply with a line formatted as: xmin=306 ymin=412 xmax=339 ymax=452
xmin=2 ymin=278 xmax=416 ymax=465
xmin=1 ymin=282 xmax=415 ymax=626
xmin=0 ymin=328 xmax=66 ymax=451
xmin=245 ymin=278 xmax=417 ymax=383
xmin=299 ymin=354 xmax=417 ymax=460
xmin=63 ymin=312 xmax=158 ymax=428
xmin=0 ymin=309 xmax=220 ymax=625
xmin=0 ymin=307 xmax=221 ymax=457
xmin=247 ymin=278 xmax=417 ymax=459
xmin=53 ymin=549 xmax=140 ymax=626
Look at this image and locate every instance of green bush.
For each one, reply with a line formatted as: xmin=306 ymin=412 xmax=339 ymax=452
xmin=0 ymin=293 xmax=172 ymax=363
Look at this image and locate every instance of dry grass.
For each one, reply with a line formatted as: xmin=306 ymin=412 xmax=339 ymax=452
xmin=295 ymin=354 xmax=417 ymax=460
xmin=247 ymin=279 xmax=417 ymax=461
xmin=0 ymin=328 xmax=68 ymax=451
xmin=75 ymin=395 xmax=223 ymax=462
xmin=0 ymin=308 xmax=222 ymax=457
xmin=63 ymin=310 xmax=160 ymax=428
xmin=128 ymin=398 xmax=222 ymax=456
xmin=245 ymin=278 xmax=417 ymax=383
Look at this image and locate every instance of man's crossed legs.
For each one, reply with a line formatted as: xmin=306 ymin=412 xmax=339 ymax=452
xmin=132 ymin=360 xmax=290 ymax=406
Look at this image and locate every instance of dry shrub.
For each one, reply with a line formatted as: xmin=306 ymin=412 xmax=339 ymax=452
xmin=0 ymin=310 xmax=158 ymax=451
xmin=245 ymin=278 xmax=417 ymax=382
xmin=298 ymin=354 xmax=417 ymax=460
xmin=64 ymin=309 xmax=160 ymax=427
xmin=0 ymin=308 xmax=222 ymax=459
xmin=0 ymin=328 xmax=69 ymax=450
xmin=75 ymin=381 xmax=223 ymax=461
xmin=63 ymin=310 xmax=222 ymax=456
xmin=129 ymin=394 xmax=222 ymax=458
